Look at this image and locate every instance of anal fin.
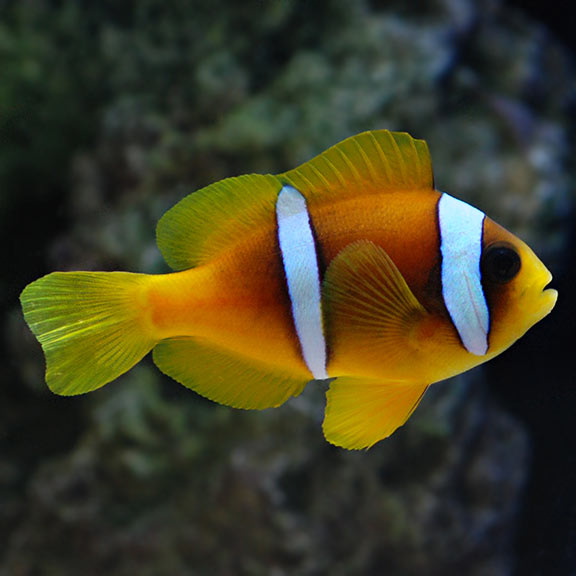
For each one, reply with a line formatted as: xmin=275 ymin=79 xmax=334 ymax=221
xmin=153 ymin=337 xmax=309 ymax=409
xmin=323 ymin=378 xmax=429 ymax=449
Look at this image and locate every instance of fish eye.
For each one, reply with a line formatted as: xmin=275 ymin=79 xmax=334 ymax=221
xmin=482 ymin=243 xmax=521 ymax=284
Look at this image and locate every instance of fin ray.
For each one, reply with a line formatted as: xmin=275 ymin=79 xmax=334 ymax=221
xmin=323 ymin=241 xmax=428 ymax=373
xmin=281 ymin=130 xmax=433 ymax=202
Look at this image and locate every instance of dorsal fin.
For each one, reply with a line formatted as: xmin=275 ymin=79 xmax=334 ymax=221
xmin=156 ymin=131 xmax=433 ymax=271
xmin=280 ymin=130 xmax=433 ymax=202
xmin=156 ymin=173 xmax=282 ymax=270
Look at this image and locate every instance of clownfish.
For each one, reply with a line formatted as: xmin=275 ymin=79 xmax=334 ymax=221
xmin=20 ymin=130 xmax=557 ymax=449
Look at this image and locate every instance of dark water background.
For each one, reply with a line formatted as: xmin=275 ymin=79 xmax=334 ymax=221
xmin=489 ymin=1 xmax=576 ymax=574
xmin=1 ymin=1 xmax=575 ymax=574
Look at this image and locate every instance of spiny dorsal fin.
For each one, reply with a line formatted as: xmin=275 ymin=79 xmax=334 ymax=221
xmin=281 ymin=130 xmax=433 ymax=202
xmin=156 ymin=173 xmax=282 ymax=270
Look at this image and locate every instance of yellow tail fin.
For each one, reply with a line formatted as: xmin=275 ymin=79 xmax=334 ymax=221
xmin=20 ymin=271 xmax=157 ymax=395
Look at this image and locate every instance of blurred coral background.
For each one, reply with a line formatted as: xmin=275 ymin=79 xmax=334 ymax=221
xmin=1 ymin=1 xmax=574 ymax=574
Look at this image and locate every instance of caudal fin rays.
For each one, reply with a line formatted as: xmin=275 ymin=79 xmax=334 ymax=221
xmin=20 ymin=272 xmax=157 ymax=395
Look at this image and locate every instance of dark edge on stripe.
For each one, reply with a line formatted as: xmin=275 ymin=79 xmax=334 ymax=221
xmin=306 ymin=207 xmax=330 ymax=375
xmin=479 ymin=215 xmax=492 ymax=352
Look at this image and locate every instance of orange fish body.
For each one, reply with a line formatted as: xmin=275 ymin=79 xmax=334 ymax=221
xmin=21 ymin=131 xmax=557 ymax=449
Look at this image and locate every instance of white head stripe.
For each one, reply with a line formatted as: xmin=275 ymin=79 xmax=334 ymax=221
xmin=276 ymin=185 xmax=328 ymax=379
xmin=438 ymin=193 xmax=489 ymax=356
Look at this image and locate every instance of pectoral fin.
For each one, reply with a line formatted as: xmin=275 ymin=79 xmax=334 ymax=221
xmin=323 ymin=378 xmax=429 ymax=449
xmin=321 ymin=240 xmax=432 ymax=449
xmin=323 ymin=240 xmax=430 ymax=376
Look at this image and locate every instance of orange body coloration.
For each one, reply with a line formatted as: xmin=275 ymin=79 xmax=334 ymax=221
xmin=146 ymin=189 xmax=444 ymax=376
xmin=20 ymin=130 xmax=557 ymax=449
xmin=146 ymin=250 xmax=309 ymax=377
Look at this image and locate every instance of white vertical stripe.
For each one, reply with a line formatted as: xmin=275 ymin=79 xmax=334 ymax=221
xmin=438 ymin=193 xmax=489 ymax=356
xmin=276 ymin=185 xmax=328 ymax=379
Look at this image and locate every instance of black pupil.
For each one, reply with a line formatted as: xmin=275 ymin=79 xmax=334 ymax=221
xmin=484 ymin=246 xmax=521 ymax=283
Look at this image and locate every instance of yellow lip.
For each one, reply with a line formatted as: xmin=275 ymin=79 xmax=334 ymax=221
xmin=540 ymin=268 xmax=554 ymax=290
xmin=539 ymin=266 xmax=557 ymax=309
xmin=523 ymin=268 xmax=557 ymax=325
xmin=541 ymin=287 xmax=558 ymax=314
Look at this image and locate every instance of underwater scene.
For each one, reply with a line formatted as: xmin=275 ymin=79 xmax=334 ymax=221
xmin=2 ymin=1 xmax=575 ymax=574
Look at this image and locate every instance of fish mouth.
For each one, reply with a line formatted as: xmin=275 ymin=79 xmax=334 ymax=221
xmin=541 ymin=270 xmax=555 ymax=292
xmin=542 ymin=285 xmax=558 ymax=300
xmin=539 ymin=273 xmax=558 ymax=314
